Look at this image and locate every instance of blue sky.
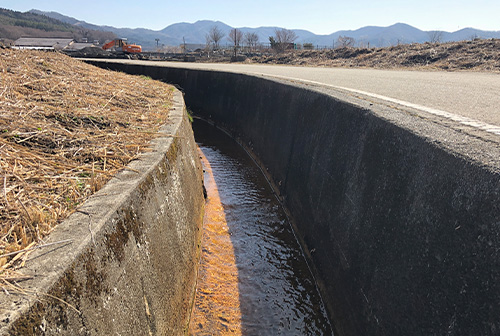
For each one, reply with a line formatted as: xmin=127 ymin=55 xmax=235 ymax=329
xmin=1 ymin=0 xmax=499 ymax=34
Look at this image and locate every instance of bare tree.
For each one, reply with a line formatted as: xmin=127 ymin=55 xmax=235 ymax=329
xmin=428 ymin=31 xmax=443 ymax=43
xmin=228 ymin=28 xmax=243 ymax=57
xmin=336 ymin=35 xmax=355 ymax=48
xmin=244 ymin=32 xmax=259 ymax=51
xmin=208 ymin=25 xmax=225 ymax=50
xmin=470 ymin=34 xmax=480 ymax=41
xmin=204 ymin=33 xmax=212 ymax=52
xmin=271 ymin=28 xmax=297 ymax=53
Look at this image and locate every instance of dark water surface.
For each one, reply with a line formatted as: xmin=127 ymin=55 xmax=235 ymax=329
xmin=189 ymin=119 xmax=333 ymax=335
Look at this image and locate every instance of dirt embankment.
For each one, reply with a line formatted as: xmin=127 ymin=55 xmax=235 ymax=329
xmin=245 ymin=39 xmax=500 ymax=72
xmin=0 ymin=49 xmax=174 ymax=280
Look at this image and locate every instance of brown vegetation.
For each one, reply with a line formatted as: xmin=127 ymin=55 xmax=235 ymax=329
xmin=0 ymin=49 xmax=174 ymax=279
xmin=248 ymin=39 xmax=500 ymax=72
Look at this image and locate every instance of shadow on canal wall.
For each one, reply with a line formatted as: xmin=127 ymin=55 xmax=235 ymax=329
xmin=87 ymin=61 xmax=500 ymax=336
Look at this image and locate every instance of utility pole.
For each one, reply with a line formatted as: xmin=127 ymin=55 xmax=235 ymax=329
xmin=155 ymin=38 xmax=160 ymax=49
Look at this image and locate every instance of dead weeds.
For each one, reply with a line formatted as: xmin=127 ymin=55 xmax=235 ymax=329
xmin=249 ymin=39 xmax=500 ymax=72
xmin=0 ymin=49 xmax=174 ymax=279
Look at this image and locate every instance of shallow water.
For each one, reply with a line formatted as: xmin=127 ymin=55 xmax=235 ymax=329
xmin=189 ymin=119 xmax=333 ymax=335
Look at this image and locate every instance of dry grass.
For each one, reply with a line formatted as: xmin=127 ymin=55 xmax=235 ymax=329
xmin=248 ymin=39 xmax=500 ymax=72
xmin=0 ymin=49 xmax=174 ymax=279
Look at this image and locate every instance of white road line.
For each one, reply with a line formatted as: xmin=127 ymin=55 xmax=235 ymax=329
xmin=245 ymin=72 xmax=500 ymax=136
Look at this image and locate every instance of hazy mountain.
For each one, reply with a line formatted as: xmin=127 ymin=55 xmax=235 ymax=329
xmin=327 ymin=23 xmax=431 ymax=47
xmin=445 ymin=28 xmax=500 ymax=41
xmin=0 ymin=8 xmax=115 ymax=44
xmin=28 ymin=10 xmax=500 ymax=50
xmin=29 ymin=9 xmax=82 ymax=26
xmin=160 ymin=20 xmax=233 ymax=46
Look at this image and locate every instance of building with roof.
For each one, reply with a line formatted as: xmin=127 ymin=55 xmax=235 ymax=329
xmin=13 ymin=38 xmax=75 ymax=51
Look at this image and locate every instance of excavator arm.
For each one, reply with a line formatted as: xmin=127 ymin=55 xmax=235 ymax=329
xmin=102 ymin=39 xmax=122 ymax=50
xmin=102 ymin=39 xmax=141 ymax=53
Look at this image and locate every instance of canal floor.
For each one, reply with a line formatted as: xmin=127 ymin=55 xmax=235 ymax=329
xmin=189 ymin=120 xmax=333 ymax=335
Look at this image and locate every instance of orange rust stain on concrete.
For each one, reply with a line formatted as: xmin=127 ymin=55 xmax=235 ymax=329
xmin=189 ymin=148 xmax=242 ymax=335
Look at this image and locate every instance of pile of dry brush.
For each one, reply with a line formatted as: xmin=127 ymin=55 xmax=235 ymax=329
xmin=0 ymin=49 xmax=174 ymax=281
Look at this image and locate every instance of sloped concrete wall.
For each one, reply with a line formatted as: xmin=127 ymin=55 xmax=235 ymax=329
xmin=0 ymin=91 xmax=205 ymax=335
xmin=88 ymin=61 xmax=500 ymax=336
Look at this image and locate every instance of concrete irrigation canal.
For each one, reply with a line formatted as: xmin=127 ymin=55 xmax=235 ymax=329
xmin=190 ymin=119 xmax=332 ymax=335
xmin=2 ymin=59 xmax=499 ymax=336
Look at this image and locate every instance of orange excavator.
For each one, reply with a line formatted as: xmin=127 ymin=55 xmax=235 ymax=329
xmin=102 ymin=38 xmax=142 ymax=53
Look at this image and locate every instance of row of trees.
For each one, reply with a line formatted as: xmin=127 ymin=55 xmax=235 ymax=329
xmin=203 ymin=25 xmax=484 ymax=53
xmin=206 ymin=26 xmax=299 ymax=54
xmin=206 ymin=26 xmax=260 ymax=55
xmin=205 ymin=25 xmax=362 ymax=54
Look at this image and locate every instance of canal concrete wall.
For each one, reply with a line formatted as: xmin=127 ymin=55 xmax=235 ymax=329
xmin=87 ymin=61 xmax=500 ymax=336
xmin=0 ymin=91 xmax=205 ymax=335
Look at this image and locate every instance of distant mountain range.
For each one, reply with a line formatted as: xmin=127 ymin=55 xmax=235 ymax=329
xmin=26 ymin=9 xmax=500 ymax=50
xmin=0 ymin=8 xmax=115 ymax=44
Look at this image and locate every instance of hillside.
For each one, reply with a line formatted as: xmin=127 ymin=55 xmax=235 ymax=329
xmin=30 ymin=10 xmax=500 ymax=50
xmin=0 ymin=49 xmax=174 ymax=278
xmin=0 ymin=8 xmax=115 ymax=45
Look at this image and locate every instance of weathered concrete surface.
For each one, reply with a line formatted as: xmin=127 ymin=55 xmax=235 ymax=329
xmin=0 ymin=90 xmax=205 ymax=335
xmin=87 ymin=60 xmax=500 ymax=336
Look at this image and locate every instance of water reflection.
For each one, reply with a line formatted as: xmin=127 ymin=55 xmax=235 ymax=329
xmin=190 ymin=120 xmax=333 ymax=335
xmin=189 ymin=149 xmax=242 ymax=335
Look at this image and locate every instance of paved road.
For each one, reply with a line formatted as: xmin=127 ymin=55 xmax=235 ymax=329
xmin=121 ymin=60 xmax=500 ymax=135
